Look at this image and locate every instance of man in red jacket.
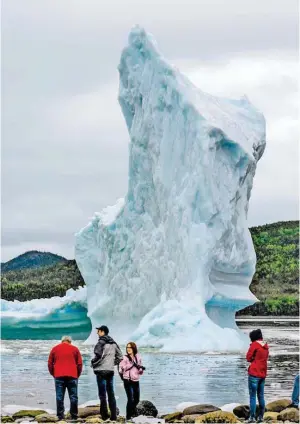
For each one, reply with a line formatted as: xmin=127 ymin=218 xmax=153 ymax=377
xmin=246 ymin=329 xmax=269 ymax=423
xmin=48 ymin=336 xmax=83 ymax=420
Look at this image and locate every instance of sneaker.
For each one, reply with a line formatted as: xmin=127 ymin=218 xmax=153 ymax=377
xmin=246 ymin=419 xmax=256 ymax=423
xmin=256 ymin=417 xmax=263 ymax=423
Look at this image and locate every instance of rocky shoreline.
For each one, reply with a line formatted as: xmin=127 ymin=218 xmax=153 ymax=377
xmin=1 ymin=399 xmax=299 ymax=424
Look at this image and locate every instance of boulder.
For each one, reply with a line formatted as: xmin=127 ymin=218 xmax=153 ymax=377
xmin=164 ymin=412 xmax=183 ymax=422
xmin=78 ymin=407 xmax=100 ymax=419
xmin=135 ymin=401 xmax=158 ymax=418
xmin=266 ymin=400 xmax=291 ymax=413
xmin=183 ymin=415 xmax=204 ymax=423
xmin=1 ymin=417 xmax=14 ymax=423
xmin=263 ymin=411 xmax=279 ymax=422
xmin=278 ymin=407 xmax=299 ymax=422
xmin=35 ymin=414 xmax=59 ymax=423
xmin=195 ymin=411 xmax=241 ymax=423
xmin=183 ymin=405 xmax=220 ymax=416
xmin=233 ymin=406 xmax=250 ymax=419
xmin=85 ymin=418 xmax=103 ymax=424
xmin=13 ymin=410 xmax=47 ymax=419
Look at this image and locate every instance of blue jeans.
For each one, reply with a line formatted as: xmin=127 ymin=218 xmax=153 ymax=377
xmin=124 ymin=379 xmax=140 ymax=419
xmin=248 ymin=375 xmax=265 ymax=419
xmin=55 ymin=377 xmax=78 ymax=419
xmin=96 ymin=372 xmax=117 ymax=420
xmin=292 ymin=374 xmax=299 ymax=406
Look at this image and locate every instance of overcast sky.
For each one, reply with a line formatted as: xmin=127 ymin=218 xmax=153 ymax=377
xmin=1 ymin=0 xmax=299 ymax=262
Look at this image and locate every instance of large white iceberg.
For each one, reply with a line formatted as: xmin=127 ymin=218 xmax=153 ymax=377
xmin=75 ymin=26 xmax=266 ymax=351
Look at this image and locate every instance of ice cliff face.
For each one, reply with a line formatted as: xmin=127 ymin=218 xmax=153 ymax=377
xmin=75 ymin=27 xmax=266 ymax=351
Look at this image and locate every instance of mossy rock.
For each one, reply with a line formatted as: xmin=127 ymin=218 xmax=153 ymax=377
xmin=164 ymin=412 xmax=183 ymax=422
xmin=183 ymin=405 xmax=220 ymax=416
xmin=1 ymin=416 xmax=14 ymax=423
xmin=278 ymin=407 xmax=299 ymax=422
xmin=66 ymin=406 xmax=100 ymax=419
xmin=263 ymin=411 xmax=279 ymax=422
xmin=266 ymin=399 xmax=291 ymax=413
xmin=35 ymin=413 xmax=59 ymax=423
xmin=195 ymin=411 xmax=241 ymax=423
xmin=13 ymin=410 xmax=47 ymax=419
xmin=85 ymin=418 xmax=103 ymax=424
xmin=183 ymin=415 xmax=205 ymax=423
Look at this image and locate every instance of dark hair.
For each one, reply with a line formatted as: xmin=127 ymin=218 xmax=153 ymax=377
xmin=126 ymin=342 xmax=138 ymax=356
xmin=98 ymin=325 xmax=109 ymax=335
xmin=249 ymin=329 xmax=263 ymax=342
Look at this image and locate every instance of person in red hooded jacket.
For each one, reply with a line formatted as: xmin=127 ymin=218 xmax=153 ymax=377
xmin=246 ymin=329 xmax=269 ymax=423
xmin=48 ymin=335 xmax=83 ymax=421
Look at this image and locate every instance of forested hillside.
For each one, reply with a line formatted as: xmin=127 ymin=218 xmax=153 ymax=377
xmin=1 ymin=221 xmax=299 ymax=315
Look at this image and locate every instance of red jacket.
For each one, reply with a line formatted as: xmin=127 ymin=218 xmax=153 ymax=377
xmin=246 ymin=340 xmax=269 ymax=378
xmin=48 ymin=343 xmax=83 ymax=379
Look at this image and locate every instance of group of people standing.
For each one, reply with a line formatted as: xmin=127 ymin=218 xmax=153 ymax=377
xmin=48 ymin=326 xmax=299 ymax=423
xmin=48 ymin=325 xmax=144 ymax=421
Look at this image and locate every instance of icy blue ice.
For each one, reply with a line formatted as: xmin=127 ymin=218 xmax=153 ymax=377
xmin=75 ymin=27 xmax=266 ymax=351
xmin=1 ymin=27 xmax=266 ymax=350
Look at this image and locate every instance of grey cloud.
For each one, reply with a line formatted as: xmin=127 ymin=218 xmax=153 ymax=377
xmin=1 ymin=0 xmax=299 ymax=261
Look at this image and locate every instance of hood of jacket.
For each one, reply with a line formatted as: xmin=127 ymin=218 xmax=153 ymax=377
xmin=98 ymin=335 xmax=116 ymax=344
xmin=256 ymin=340 xmax=269 ymax=350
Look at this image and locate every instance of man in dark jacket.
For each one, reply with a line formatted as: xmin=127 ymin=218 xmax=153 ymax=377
xmin=48 ymin=335 xmax=83 ymax=420
xmin=91 ymin=325 xmax=123 ymax=421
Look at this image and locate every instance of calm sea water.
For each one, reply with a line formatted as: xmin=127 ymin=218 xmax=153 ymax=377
xmin=1 ymin=318 xmax=299 ymax=415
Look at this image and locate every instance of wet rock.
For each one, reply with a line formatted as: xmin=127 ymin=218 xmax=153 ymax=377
xmin=182 ymin=406 xmax=220 ymax=417
xmin=195 ymin=411 xmax=241 ymax=423
xmin=13 ymin=410 xmax=47 ymax=419
xmin=278 ymin=407 xmax=299 ymax=422
xmin=263 ymin=411 xmax=279 ymax=422
xmin=266 ymin=400 xmax=291 ymax=413
xmin=135 ymin=401 xmax=158 ymax=418
xmin=233 ymin=406 xmax=250 ymax=419
xmin=35 ymin=414 xmax=58 ymax=423
xmin=164 ymin=412 xmax=183 ymax=422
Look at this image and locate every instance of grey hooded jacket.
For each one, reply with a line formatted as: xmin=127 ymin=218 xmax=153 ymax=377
xmin=91 ymin=335 xmax=123 ymax=374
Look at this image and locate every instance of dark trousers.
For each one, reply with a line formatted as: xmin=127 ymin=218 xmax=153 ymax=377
xmin=55 ymin=377 xmax=78 ymax=419
xmin=124 ymin=379 xmax=140 ymax=420
xmin=96 ymin=372 xmax=117 ymax=420
xmin=248 ymin=375 xmax=265 ymax=419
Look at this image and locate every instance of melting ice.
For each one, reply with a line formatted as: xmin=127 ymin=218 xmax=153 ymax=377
xmin=74 ymin=27 xmax=266 ymax=351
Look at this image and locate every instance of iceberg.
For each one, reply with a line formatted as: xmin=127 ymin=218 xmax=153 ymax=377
xmin=1 ymin=287 xmax=90 ymax=339
xmin=75 ymin=26 xmax=266 ymax=351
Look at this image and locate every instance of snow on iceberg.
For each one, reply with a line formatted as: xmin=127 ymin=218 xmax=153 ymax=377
xmin=1 ymin=287 xmax=90 ymax=339
xmin=75 ymin=26 xmax=266 ymax=351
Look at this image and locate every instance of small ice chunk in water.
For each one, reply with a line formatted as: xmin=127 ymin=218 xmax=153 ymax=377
xmin=132 ymin=416 xmax=165 ymax=424
xmin=221 ymin=403 xmax=241 ymax=412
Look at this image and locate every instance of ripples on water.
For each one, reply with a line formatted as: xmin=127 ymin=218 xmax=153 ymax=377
xmin=1 ymin=318 xmax=299 ymax=414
